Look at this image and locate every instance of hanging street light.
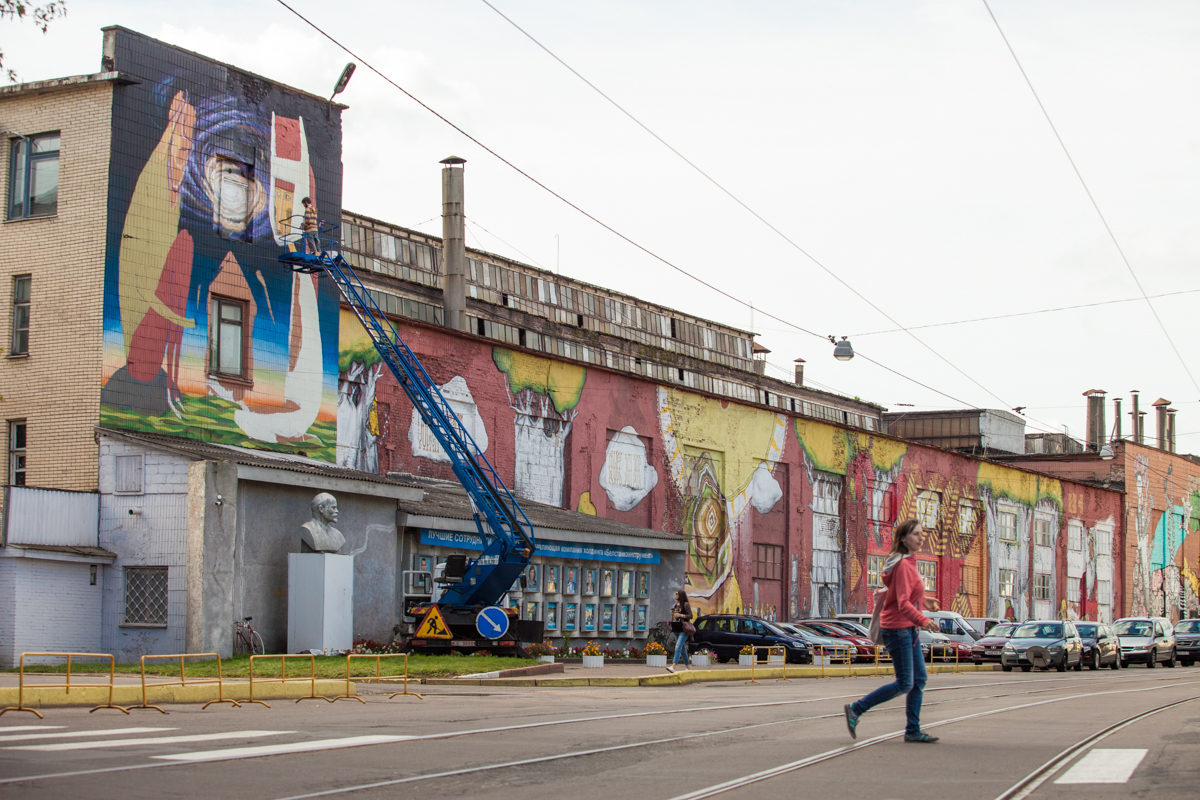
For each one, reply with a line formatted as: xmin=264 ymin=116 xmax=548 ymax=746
xmin=829 ymin=335 xmax=854 ymax=361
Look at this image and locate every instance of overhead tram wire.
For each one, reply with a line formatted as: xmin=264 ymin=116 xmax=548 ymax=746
xmin=983 ymin=0 xmax=1200 ymax=398
xmin=477 ymin=0 xmax=1081 ymax=433
xmin=276 ymin=0 xmax=1066 ymax=420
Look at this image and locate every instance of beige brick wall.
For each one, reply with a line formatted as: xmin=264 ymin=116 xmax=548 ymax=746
xmin=0 ymin=82 xmax=113 ymax=491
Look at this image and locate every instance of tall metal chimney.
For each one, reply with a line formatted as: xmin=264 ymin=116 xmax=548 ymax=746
xmin=793 ymin=358 xmax=805 ymax=386
xmin=441 ymin=155 xmax=468 ymax=332
xmin=1167 ymin=408 xmax=1177 ymax=453
xmin=1113 ymin=397 xmax=1122 ymax=440
xmin=1153 ymin=398 xmax=1170 ymax=451
xmin=1138 ymin=411 xmax=1147 ymax=444
xmin=1131 ymin=391 xmax=1142 ymax=444
xmin=1084 ymin=389 xmax=1106 ymax=452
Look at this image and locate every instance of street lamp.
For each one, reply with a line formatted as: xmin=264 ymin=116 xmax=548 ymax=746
xmin=1099 ymin=443 xmax=1114 ymax=460
xmin=828 ymin=335 xmax=854 ymax=361
xmin=330 ymin=63 xmax=356 ymax=101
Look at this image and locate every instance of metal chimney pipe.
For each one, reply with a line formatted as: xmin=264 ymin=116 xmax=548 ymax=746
xmin=1131 ymin=391 xmax=1142 ymax=444
xmin=441 ymin=156 xmax=468 ymax=332
xmin=1084 ymin=390 xmax=1106 ymax=451
xmin=793 ymin=358 xmax=805 ymax=386
xmin=1153 ymin=398 xmax=1170 ymax=451
xmin=1113 ymin=397 xmax=1122 ymax=440
xmin=1138 ymin=411 xmax=1147 ymax=445
xmin=1167 ymin=408 xmax=1177 ymax=453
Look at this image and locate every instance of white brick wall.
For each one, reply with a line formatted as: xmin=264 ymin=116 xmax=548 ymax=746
xmin=0 ymin=557 xmax=104 ymax=667
xmin=98 ymin=435 xmax=190 ymax=660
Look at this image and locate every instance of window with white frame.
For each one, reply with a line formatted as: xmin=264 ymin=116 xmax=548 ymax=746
xmin=958 ymin=499 xmax=979 ymax=536
xmin=8 ymin=419 xmax=26 ymax=486
xmin=1067 ymin=520 xmax=1083 ymax=552
xmin=123 ymin=566 xmax=168 ymax=626
xmin=998 ymin=569 xmax=1015 ymax=598
xmin=1034 ymin=517 xmax=1052 ymax=547
xmin=1033 ymin=573 xmax=1051 ymax=601
xmin=1097 ymin=580 xmax=1112 ymax=606
xmin=998 ymin=511 xmax=1018 ymax=543
xmin=916 ymin=490 xmax=941 ymax=530
xmin=1094 ymin=526 xmax=1112 ymax=556
xmin=1067 ymin=579 xmax=1080 ymax=603
xmin=209 ymin=297 xmax=245 ymax=377
xmin=867 ymin=554 xmax=886 ymax=588
xmin=916 ymin=559 xmax=937 ymax=593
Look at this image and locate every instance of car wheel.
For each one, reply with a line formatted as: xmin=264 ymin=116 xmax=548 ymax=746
xmin=1120 ymin=660 xmax=1128 ymax=669
xmin=1002 ymin=665 xmax=1013 ymax=672
xmin=1110 ymin=656 xmax=1120 ymax=671
xmin=1088 ymin=650 xmax=1100 ymax=671
xmin=1021 ymin=665 xmax=1032 ymax=672
xmin=1166 ymin=649 xmax=1177 ymax=668
xmin=1073 ymin=653 xmax=1083 ymax=671
xmin=1147 ymin=649 xmax=1157 ymax=668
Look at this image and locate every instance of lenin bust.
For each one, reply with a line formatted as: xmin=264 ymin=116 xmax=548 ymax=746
xmin=300 ymin=492 xmax=346 ymax=553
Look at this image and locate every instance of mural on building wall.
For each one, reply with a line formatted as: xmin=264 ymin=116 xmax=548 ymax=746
xmin=599 ymin=426 xmax=658 ymax=511
xmin=1131 ymin=454 xmax=1200 ymax=618
xmin=99 ymin=31 xmax=342 ymax=460
xmin=659 ymin=387 xmax=788 ymax=616
xmin=494 ymin=348 xmax=585 ymax=507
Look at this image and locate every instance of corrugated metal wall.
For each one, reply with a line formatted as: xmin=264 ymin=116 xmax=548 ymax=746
xmin=3 ymin=486 xmax=99 ymax=547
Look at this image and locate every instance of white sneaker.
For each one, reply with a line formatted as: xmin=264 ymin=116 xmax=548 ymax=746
xmin=666 ymin=664 xmax=675 ymax=673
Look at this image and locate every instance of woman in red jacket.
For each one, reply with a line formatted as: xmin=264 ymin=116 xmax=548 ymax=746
xmin=844 ymin=519 xmax=941 ymax=743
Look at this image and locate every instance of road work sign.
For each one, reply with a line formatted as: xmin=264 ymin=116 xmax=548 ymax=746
xmin=414 ymin=606 xmax=453 ymax=639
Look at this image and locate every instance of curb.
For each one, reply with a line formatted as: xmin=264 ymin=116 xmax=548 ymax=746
xmin=0 ymin=679 xmax=353 ymax=710
xmin=424 ymin=663 xmax=995 ymax=687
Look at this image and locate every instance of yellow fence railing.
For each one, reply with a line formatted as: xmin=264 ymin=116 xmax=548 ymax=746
xmin=247 ymin=654 xmax=330 ymax=707
xmin=129 ymin=653 xmax=241 ymax=713
xmin=331 ymin=654 xmax=423 ymax=702
xmin=0 ymin=652 xmax=130 ymax=718
xmin=743 ymin=646 xmax=791 ymax=685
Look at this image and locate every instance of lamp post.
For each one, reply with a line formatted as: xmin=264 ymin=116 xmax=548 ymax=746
xmin=828 ymin=335 xmax=854 ymax=361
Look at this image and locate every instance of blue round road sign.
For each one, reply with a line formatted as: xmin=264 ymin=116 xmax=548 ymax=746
xmin=476 ymin=606 xmax=510 ymax=640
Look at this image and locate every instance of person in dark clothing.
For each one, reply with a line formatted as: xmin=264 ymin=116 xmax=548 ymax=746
xmin=668 ymin=590 xmax=693 ymax=672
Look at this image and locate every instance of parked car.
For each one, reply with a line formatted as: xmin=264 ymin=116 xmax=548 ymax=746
xmin=1114 ymin=617 xmax=1177 ymax=668
xmin=1073 ymin=622 xmax=1121 ymax=670
xmin=965 ymin=617 xmax=1007 ymax=636
xmin=1174 ymin=619 xmax=1200 ymax=666
xmin=1000 ymin=620 xmax=1085 ymax=672
xmin=801 ymin=620 xmax=877 ymax=661
xmin=919 ymin=630 xmax=956 ymax=662
xmin=774 ymin=622 xmax=854 ymax=663
xmin=971 ymin=622 xmax=1016 ymax=664
xmin=927 ymin=611 xmax=982 ymax=644
xmin=836 ymin=613 xmax=873 ymax=629
xmin=691 ymin=614 xmax=814 ymax=664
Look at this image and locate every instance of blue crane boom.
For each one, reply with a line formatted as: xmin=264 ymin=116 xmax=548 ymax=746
xmin=280 ymin=228 xmax=535 ymax=611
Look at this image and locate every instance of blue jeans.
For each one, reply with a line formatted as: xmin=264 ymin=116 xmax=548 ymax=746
xmin=672 ymin=631 xmax=690 ymax=665
xmin=851 ymin=627 xmax=927 ymax=736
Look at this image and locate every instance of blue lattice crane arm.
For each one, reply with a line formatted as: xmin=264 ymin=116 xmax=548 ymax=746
xmin=279 ymin=220 xmax=535 ymax=609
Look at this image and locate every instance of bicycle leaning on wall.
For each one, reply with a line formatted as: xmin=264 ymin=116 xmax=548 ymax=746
xmin=234 ymin=616 xmax=265 ymax=656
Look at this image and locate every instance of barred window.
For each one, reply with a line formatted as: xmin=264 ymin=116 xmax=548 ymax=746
xmin=124 ymin=566 xmax=168 ymax=626
xmin=998 ymin=511 xmax=1018 ymax=543
xmin=916 ymin=559 xmax=937 ymax=593
xmin=1033 ymin=573 xmax=1051 ymax=601
xmin=867 ymin=554 xmax=886 ymax=588
xmin=999 ymin=569 xmax=1015 ymax=598
xmin=754 ymin=544 xmax=782 ymax=581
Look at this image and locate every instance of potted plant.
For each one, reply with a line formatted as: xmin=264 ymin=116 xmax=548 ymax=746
xmin=528 ymin=639 xmax=555 ymax=663
xmin=644 ymin=641 xmax=668 ymax=667
xmin=691 ymin=648 xmax=712 ymax=668
xmin=766 ymin=645 xmax=786 ymax=666
xmin=738 ymin=644 xmax=756 ymax=667
xmin=582 ymin=640 xmax=605 ymax=669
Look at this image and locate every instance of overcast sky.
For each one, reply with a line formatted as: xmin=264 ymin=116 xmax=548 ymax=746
xmin=7 ymin=1 xmax=1200 ymax=448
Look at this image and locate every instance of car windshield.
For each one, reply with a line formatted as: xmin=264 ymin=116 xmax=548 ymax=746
xmin=833 ymin=620 xmax=870 ymax=636
xmin=1175 ymin=620 xmax=1200 ymax=634
xmin=987 ymin=624 xmax=1016 ymax=638
xmin=1013 ymin=623 xmax=1063 ymax=639
xmin=1114 ymin=620 xmax=1152 ymax=636
xmin=1075 ymin=624 xmax=1099 ymax=638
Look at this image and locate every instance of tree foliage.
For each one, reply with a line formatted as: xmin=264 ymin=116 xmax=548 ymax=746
xmin=1 ymin=1 xmax=67 ymax=82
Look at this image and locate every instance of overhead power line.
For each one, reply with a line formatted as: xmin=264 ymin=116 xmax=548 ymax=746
xmin=983 ymin=0 xmax=1200 ymax=398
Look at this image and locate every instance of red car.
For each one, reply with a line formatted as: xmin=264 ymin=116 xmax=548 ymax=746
xmin=802 ymin=620 xmax=878 ymax=662
xmin=971 ymin=622 xmax=1016 ymax=664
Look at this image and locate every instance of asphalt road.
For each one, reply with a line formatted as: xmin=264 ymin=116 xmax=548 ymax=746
xmin=0 ymin=666 xmax=1197 ymax=799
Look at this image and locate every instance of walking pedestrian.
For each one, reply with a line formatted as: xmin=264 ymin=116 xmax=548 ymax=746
xmin=301 ymin=196 xmax=319 ymax=253
xmin=844 ymin=519 xmax=941 ymax=743
xmin=667 ymin=589 xmax=693 ymax=673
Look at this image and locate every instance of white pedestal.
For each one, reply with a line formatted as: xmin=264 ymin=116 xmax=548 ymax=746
xmin=288 ymin=553 xmax=353 ymax=654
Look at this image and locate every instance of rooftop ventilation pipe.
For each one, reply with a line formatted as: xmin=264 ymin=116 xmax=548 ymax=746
xmin=1131 ymin=391 xmax=1143 ymax=444
xmin=441 ymin=155 xmax=467 ymax=332
xmin=1153 ymin=398 xmax=1171 ymax=451
xmin=794 ymin=358 xmax=805 ymax=386
xmin=1084 ymin=389 xmax=1106 ymax=452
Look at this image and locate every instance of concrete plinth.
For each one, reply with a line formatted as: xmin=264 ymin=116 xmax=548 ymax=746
xmin=287 ymin=553 xmax=353 ymax=653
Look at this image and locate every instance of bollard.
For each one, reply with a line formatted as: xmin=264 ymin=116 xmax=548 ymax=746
xmin=129 ymin=653 xmax=240 ymax=713
xmin=248 ymin=654 xmax=330 ymax=707
xmin=332 ymin=654 xmax=423 ymax=702
xmin=0 ymin=652 xmax=129 ymax=718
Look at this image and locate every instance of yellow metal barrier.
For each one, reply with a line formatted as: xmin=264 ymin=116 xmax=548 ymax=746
xmin=743 ymin=646 xmax=790 ymax=685
xmin=247 ymin=654 xmax=330 ymax=707
xmin=129 ymin=653 xmax=240 ymax=713
xmin=872 ymin=644 xmax=893 ymax=677
xmin=0 ymin=652 xmax=129 ymax=718
xmin=331 ymin=653 xmax=423 ymax=702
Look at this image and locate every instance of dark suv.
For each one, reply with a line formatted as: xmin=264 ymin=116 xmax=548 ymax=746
xmin=690 ymin=614 xmax=814 ymax=664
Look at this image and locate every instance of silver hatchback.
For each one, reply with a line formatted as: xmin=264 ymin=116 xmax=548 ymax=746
xmin=1113 ymin=617 xmax=1177 ymax=667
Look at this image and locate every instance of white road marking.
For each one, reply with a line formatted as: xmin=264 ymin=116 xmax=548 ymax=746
xmin=5 ymin=730 xmax=291 ymax=752
xmin=1054 ymin=748 xmax=1148 ymax=784
xmin=0 ymin=726 xmax=64 ymax=733
xmin=0 ymin=727 xmax=174 ymax=743
xmin=153 ymin=735 xmax=416 ymax=762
